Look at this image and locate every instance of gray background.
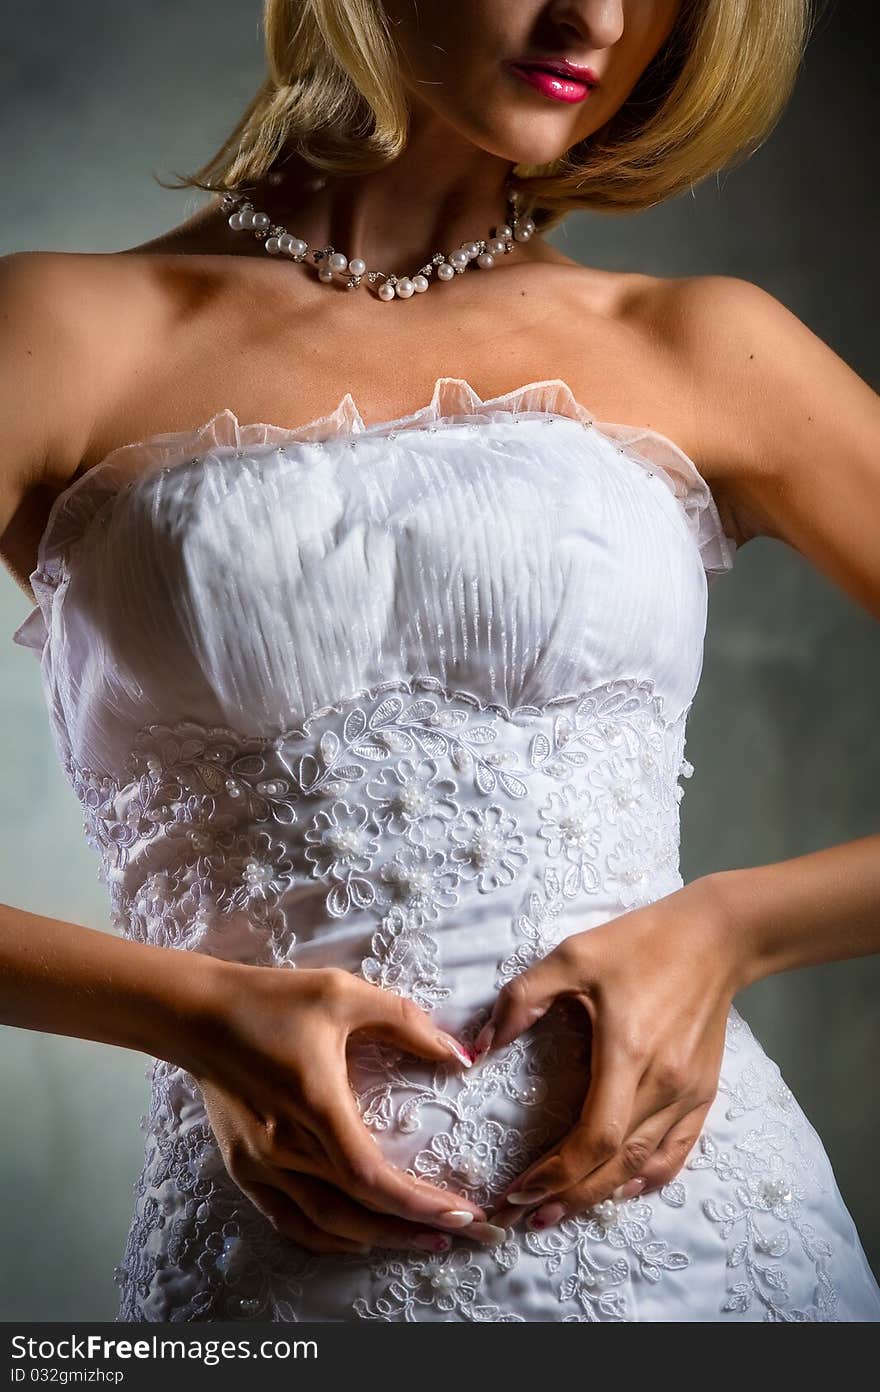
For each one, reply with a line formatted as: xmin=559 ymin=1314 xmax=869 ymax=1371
xmin=1 ymin=0 xmax=877 ymax=1320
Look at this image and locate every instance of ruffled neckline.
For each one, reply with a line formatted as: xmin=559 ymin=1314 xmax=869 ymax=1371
xmin=12 ymin=376 xmax=737 ymax=652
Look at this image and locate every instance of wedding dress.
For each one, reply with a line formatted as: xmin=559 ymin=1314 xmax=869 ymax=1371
xmin=13 ymin=377 xmax=880 ymax=1322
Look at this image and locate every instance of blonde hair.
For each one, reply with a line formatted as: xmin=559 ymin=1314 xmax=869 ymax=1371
xmin=162 ymin=0 xmax=816 ymax=232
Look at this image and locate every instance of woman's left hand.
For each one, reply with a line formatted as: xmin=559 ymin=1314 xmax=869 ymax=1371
xmin=481 ymin=874 xmax=745 ymax=1232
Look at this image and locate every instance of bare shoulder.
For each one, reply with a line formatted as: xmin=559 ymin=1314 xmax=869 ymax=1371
xmin=637 ymin=273 xmax=880 ymax=613
xmin=0 ymin=248 xmax=168 ymax=482
xmin=0 ymin=251 xmax=104 ymax=590
xmin=0 ymin=248 xmax=172 ymax=597
xmin=625 ymin=274 xmax=880 ymax=554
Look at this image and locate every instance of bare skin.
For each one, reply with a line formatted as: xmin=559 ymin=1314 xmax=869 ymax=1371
xmin=3 ymin=0 xmax=880 ymax=1262
xmin=1 ymin=229 xmax=724 ymax=600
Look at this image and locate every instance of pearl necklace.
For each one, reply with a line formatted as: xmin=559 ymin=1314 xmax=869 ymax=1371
xmin=219 ymin=183 xmax=535 ymax=300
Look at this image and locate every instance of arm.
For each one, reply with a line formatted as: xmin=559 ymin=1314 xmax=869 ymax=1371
xmin=716 ymin=832 xmax=880 ymax=987
xmin=677 ymin=272 xmax=880 ymax=980
xmin=0 ymin=900 xmax=222 ymax=1064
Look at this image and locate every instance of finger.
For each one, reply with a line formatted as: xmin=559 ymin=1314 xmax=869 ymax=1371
xmin=239 ymin=1179 xmax=371 ymax=1256
xmin=520 ymin=1102 xmax=682 ymax=1228
xmin=629 ymin=1100 xmax=712 ymax=1195
xmin=495 ymin=1032 xmax=643 ymax=1205
xmin=524 ymin=1102 xmax=710 ymax=1231
xmin=346 ymin=979 xmax=475 ymax=1070
xmin=310 ymin=1062 xmax=487 ymax=1228
xmin=475 ymin=952 xmax=571 ymax=1057
xmin=270 ymin=1169 xmax=492 ymax=1255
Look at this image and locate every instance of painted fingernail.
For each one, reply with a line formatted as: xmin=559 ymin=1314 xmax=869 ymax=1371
xmin=473 ymin=1023 xmax=495 ymax=1058
xmin=507 ymin=1189 xmax=550 ymax=1206
xmin=528 ymin=1202 xmax=566 ymax=1229
xmin=437 ymin=1209 xmax=476 ymax=1228
xmin=440 ymin=1036 xmax=473 ymax=1068
xmin=467 ymin=1222 xmax=509 ymax=1246
xmin=612 ymin=1177 xmax=646 ymax=1201
xmin=413 ymin=1232 xmax=452 ymax=1252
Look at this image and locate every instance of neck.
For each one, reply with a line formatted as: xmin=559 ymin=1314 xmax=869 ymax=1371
xmin=243 ymin=118 xmax=539 ymax=273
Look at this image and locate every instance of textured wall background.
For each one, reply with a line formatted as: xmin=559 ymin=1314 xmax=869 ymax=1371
xmin=1 ymin=0 xmax=877 ymax=1320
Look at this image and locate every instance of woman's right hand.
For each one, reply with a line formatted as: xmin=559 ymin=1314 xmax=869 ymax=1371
xmin=183 ymin=961 xmax=493 ymax=1256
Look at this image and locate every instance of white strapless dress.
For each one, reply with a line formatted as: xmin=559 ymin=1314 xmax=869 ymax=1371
xmin=13 ymin=377 xmax=880 ymax=1322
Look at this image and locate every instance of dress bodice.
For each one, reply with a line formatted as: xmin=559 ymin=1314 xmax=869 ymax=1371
xmin=12 ymin=375 xmax=737 ymax=971
xmin=14 ymin=376 xmax=734 ymax=761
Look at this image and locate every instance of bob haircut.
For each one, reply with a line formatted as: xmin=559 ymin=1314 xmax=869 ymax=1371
xmin=163 ymin=0 xmax=816 ymax=233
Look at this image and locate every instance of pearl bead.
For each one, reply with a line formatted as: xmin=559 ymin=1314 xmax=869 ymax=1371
xmin=429 ymin=1265 xmax=460 ymax=1293
xmin=471 ymin=830 xmax=502 ymax=866
xmin=592 ymin=1199 xmax=619 ymax=1229
xmin=224 ymin=187 xmax=520 ymax=297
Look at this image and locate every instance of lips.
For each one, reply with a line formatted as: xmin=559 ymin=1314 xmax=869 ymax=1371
xmin=507 ymin=63 xmax=598 ymax=104
xmin=513 ymin=58 xmax=598 ymax=87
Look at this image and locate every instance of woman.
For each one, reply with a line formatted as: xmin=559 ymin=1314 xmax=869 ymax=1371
xmin=2 ymin=0 xmax=879 ymax=1322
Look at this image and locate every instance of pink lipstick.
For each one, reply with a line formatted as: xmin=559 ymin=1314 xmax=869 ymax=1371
xmin=506 ymin=59 xmax=598 ymax=105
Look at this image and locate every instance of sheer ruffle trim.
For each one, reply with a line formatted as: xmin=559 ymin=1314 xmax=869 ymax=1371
xmin=12 ymin=376 xmax=736 ymax=652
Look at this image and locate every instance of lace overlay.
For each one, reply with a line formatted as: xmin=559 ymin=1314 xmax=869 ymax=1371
xmin=61 ymin=674 xmax=856 ymax=1323
xmin=12 ymin=378 xmax=880 ymax=1321
xmin=66 ymin=675 xmax=686 ymax=963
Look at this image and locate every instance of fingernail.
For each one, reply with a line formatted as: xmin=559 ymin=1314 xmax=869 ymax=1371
xmin=528 ymin=1202 xmax=566 ymax=1229
xmin=467 ymin=1222 xmax=509 ymax=1246
xmin=437 ymin=1209 xmax=476 ymax=1228
xmin=612 ymin=1177 xmax=646 ymax=1201
xmin=473 ymin=1023 xmax=495 ymax=1058
xmin=507 ymin=1189 xmax=550 ymax=1206
xmin=440 ymin=1036 xmax=473 ymax=1068
xmin=413 ymin=1232 xmax=452 ymax=1252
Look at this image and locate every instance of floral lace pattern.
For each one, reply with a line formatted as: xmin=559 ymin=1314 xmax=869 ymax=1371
xmin=683 ymin=1011 xmax=839 ymax=1321
xmin=68 ymin=673 xmax=854 ymax=1323
xmin=64 ymin=674 xmax=690 ymax=973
